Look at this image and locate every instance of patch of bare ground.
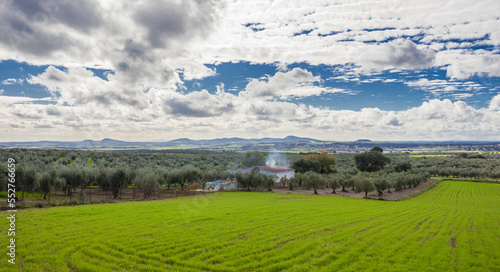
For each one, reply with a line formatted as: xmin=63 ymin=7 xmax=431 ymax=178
xmin=450 ymin=237 xmax=457 ymax=248
xmin=271 ymin=179 xmax=439 ymax=201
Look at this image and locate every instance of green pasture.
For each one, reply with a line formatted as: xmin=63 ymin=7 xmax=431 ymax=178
xmin=1 ymin=180 xmax=499 ymax=271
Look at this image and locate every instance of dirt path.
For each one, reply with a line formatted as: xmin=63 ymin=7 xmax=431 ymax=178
xmin=271 ymin=179 xmax=439 ymax=201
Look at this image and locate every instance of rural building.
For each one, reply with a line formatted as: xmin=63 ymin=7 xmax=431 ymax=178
xmin=240 ymin=165 xmax=295 ymax=182
xmin=204 ymin=179 xmax=238 ymax=191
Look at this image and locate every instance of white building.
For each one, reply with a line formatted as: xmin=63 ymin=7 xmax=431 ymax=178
xmin=240 ymin=165 xmax=295 ymax=183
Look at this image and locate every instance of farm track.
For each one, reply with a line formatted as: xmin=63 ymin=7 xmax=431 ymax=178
xmin=0 ymin=180 xmax=499 ymax=271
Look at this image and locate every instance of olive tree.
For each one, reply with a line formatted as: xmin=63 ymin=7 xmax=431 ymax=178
xmin=288 ymin=172 xmax=302 ymax=191
xmin=394 ymin=160 xmax=412 ymax=173
xmin=134 ymin=169 xmax=159 ymax=198
xmin=59 ymin=166 xmax=83 ymax=196
xmin=37 ymin=172 xmax=52 ymax=200
xmin=301 ymin=171 xmax=326 ymax=195
xmin=18 ymin=165 xmax=37 ymax=197
xmin=0 ymin=164 xmax=8 ymax=191
xmin=354 ymin=175 xmax=375 ymax=198
xmin=392 ymin=172 xmax=406 ymax=191
xmin=97 ymin=166 xmax=131 ymax=198
xmin=164 ymin=165 xmax=202 ymax=191
xmin=263 ymin=174 xmax=277 ymax=191
xmin=279 ymin=176 xmax=288 ymax=188
xmin=79 ymin=166 xmax=98 ymax=201
xmin=235 ymin=168 xmax=266 ymax=191
xmin=338 ymin=173 xmax=354 ymax=192
xmin=109 ymin=167 xmax=130 ymax=198
xmin=326 ymin=173 xmax=342 ymax=194
xmin=372 ymin=174 xmax=388 ymax=196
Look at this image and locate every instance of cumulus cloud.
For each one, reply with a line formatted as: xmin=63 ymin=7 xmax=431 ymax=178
xmin=404 ymin=99 xmax=483 ymax=122
xmin=133 ymin=0 xmax=220 ymax=49
xmin=0 ymin=0 xmax=499 ymax=141
xmin=2 ymin=0 xmax=498 ymax=78
xmin=207 ymin=0 xmax=499 ymax=79
xmin=241 ymin=68 xmax=345 ymax=99
xmin=0 ymin=0 xmax=223 ymax=92
xmin=361 ymin=40 xmax=435 ymax=70
xmin=159 ymin=89 xmax=234 ymax=117
xmin=0 ymin=0 xmax=103 ymax=58
xmin=490 ymin=94 xmax=500 ymax=110
xmin=2 ymin=84 xmax=499 ymax=141
xmin=10 ymin=0 xmax=102 ymax=32
xmin=1 ymin=0 xmax=498 ymax=91
xmin=28 ymin=66 xmax=150 ymax=109
xmin=437 ymin=51 xmax=500 ymax=79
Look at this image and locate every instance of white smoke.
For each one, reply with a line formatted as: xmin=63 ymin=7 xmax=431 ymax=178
xmin=265 ymin=151 xmax=289 ymax=167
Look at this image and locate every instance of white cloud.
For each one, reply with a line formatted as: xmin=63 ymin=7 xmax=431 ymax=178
xmin=1 ymin=78 xmax=21 ymax=85
xmin=159 ymin=88 xmax=235 ymax=117
xmin=0 ymin=95 xmax=53 ymax=104
xmin=360 ymin=40 xmax=436 ymax=70
xmin=0 ymin=0 xmax=223 ymax=91
xmin=200 ymin=0 xmax=500 ymax=77
xmin=490 ymin=93 xmax=500 ymax=110
xmin=174 ymin=60 xmax=217 ymax=81
xmin=405 ymin=78 xmax=486 ymax=96
xmin=0 ymin=0 xmax=499 ymax=141
xmin=404 ymin=99 xmax=483 ymax=122
xmin=28 ymin=66 xmax=150 ymax=109
xmin=437 ymin=50 xmax=500 ymax=79
xmin=452 ymin=93 xmax=474 ymax=100
xmin=1 ymin=88 xmax=499 ymax=141
xmin=1 ymin=0 xmax=498 ymax=80
xmin=241 ymin=68 xmax=345 ymax=99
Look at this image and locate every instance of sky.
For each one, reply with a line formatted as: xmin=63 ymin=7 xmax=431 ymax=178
xmin=0 ymin=0 xmax=500 ymax=142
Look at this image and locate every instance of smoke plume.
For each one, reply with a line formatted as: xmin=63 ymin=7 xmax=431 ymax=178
xmin=265 ymin=151 xmax=288 ymax=167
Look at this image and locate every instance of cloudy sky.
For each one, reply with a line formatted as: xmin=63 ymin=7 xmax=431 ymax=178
xmin=1 ymin=0 xmax=499 ymax=142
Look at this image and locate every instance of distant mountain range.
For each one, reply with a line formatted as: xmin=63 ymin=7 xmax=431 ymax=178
xmin=0 ymin=135 xmax=322 ymax=149
xmin=163 ymin=135 xmax=320 ymax=146
xmin=1 ymin=136 xmax=499 ymax=151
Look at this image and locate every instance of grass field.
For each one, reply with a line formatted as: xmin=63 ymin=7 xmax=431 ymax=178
xmin=1 ymin=180 xmax=499 ymax=271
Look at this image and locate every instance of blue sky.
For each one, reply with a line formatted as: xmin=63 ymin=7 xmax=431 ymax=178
xmin=0 ymin=0 xmax=499 ymax=141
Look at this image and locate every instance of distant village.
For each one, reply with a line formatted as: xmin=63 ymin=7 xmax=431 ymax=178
xmin=197 ymin=142 xmax=500 ymax=153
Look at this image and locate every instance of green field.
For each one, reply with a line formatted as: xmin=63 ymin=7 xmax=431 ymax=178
xmin=1 ymin=180 xmax=499 ymax=271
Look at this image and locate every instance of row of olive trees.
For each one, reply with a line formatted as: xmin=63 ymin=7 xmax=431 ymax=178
xmin=419 ymin=166 xmax=500 ymax=179
xmin=410 ymin=153 xmax=500 ymax=179
xmin=235 ymin=147 xmax=429 ymax=196
xmin=1 ymin=163 xmax=208 ymax=200
xmin=282 ymin=171 xmax=430 ymax=197
xmin=235 ymin=168 xmax=276 ymax=191
xmin=353 ymin=172 xmax=430 ymax=197
xmin=0 ymin=148 xmax=246 ymax=180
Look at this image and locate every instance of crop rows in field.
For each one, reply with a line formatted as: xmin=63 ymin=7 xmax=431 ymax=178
xmin=1 ymin=180 xmax=499 ymax=271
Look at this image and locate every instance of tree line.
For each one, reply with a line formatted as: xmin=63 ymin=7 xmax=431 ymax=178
xmin=1 ymin=148 xmax=497 ymax=200
xmin=0 ymin=149 xmax=249 ymax=200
